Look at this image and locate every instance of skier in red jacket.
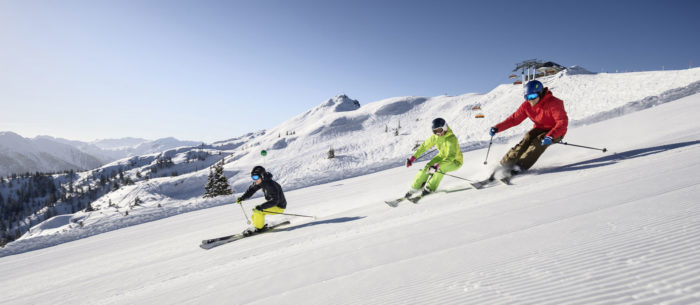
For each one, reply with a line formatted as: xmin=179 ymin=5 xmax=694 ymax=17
xmin=489 ymin=80 xmax=568 ymax=176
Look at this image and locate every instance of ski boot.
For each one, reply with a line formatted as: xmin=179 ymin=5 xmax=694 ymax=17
xmin=404 ymin=188 xmax=420 ymax=199
xmin=242 ymin=224 xmax=268 ymax=237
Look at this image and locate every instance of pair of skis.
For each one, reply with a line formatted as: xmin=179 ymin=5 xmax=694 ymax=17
xmin=384 ymin=185 xmax=474 ymax=207
xmin=384 ymin=172 xmax=512 ymax=207
xmin=200 ymin=220 xmax=291 ymax=250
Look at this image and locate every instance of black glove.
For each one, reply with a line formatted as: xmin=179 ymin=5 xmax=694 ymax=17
xmin=236 ymin=198 xmax=243 ymax=204
xmin=255 ymin=205 xmax=263 ymax=211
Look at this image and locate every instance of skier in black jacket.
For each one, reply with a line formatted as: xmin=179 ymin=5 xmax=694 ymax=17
xmin=236 ymin=166 xmax=287 ymax=235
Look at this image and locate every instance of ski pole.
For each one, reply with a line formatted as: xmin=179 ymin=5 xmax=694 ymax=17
xmin=414 ymin=148 xmax=437 ymax=162
xmin=261 ymin=210 xmax=316 ymax=219
xmin=483 ymin=135 xmax=494 ymax=165
xmin=558 ymin=141 xmax=608 ymax=153
xmin=238 ymin=202 xmax=251 ymax=224
xmin=439 ymin=172 xmax=477 ymax=183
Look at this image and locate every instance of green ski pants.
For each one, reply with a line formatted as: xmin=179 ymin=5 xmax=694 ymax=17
xmin=410 ymin=160 xmax=462 ymax=192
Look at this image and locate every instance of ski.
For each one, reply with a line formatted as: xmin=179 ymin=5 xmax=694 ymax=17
xmin=386 ymin=184 xmax=476 ymax=206
xmin=498 ymin=176 xmax=512 ymax=185
xmin=407 ymin=194 xmax=426 ymax=203
xmin=407 ymin=186 xmax=474 ymax=203
xmin=384 ymin=197 xmax=406 ymax=207
xmin=470 ymin=178 xmax=494 ymax=189
xmin=471 ymin=172 xmax=516 ymax=189
xmin=200 ymin=220 xmax=291 ymax=250
xmin=470 ymin=170 xmax=500 ymax=189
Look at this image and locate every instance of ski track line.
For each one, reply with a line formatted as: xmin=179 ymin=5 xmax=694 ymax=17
xmin=511 ymin=254 xmax=700 ymax=304
xmin=432 ymin=195 xmax=700 ymax=302
xmin=415 ymin=223 xmax=699 ymax=305
xmin=398 ymin=220 xmax=700 ymax=304
xmin=434 ymin=200 xmax=700 ymax=304
xmin=459 ymin=225 xmax=697 ymax=300
xmin=480 ymin=207 xmax=700 ymax=287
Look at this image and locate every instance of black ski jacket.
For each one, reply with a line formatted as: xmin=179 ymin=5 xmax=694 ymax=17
xmin=239 ymin=173 xmax=287 ymax=210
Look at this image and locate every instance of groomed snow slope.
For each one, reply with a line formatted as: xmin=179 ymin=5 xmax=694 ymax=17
xmin=1 ymin=91 xmax=698 ymax=304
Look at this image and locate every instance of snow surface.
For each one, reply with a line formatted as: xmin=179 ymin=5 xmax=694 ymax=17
xmin=0 ymin=69 xmax=699 ymax=304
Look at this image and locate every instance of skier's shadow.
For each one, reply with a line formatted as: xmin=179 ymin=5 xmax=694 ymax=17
xmin=532 ymin=140 xmax=700 ymax=175
xmin=276 ymin=216 xmax=365 ymax=231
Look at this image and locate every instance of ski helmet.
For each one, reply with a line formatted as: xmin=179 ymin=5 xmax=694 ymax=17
xmin=524 ymin=80 xmax=544 ymax=99
xmin=431 ymin=118 xmax=446 ymax=130
xmin=251 ymin=166 xmax=266 ymax=179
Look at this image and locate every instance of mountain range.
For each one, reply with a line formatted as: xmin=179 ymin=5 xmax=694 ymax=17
xmin=0 ymin=132 xmax=201 ymax=176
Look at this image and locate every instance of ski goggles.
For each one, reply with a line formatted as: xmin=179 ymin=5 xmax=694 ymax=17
xmin=251 ymin=174 xmax=260 ymax=180
xmin=432 ymin=127 xmax=445 ymax=135
xmin=525 ymin=93 xmax=539 ymax=100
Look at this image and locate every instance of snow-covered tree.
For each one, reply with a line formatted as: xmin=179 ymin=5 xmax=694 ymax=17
xmin=203 ymin=159 xmax=232 ymax=198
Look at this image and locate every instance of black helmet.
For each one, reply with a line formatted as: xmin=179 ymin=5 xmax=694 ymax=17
xmin=251 ymin=166 xmax=266 ymax=178
xmin=431 ymin=118 xmax=446 ymax=130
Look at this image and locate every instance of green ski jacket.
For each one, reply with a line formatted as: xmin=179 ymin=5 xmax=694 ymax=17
xmin=412 ymin=125 xmax=463 ymax=166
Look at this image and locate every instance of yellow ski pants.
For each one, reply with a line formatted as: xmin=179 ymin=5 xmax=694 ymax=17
xmin=410 ymin=160 xmax=462 ymax=192
xmin=252 ymin=206 xmax=285 ymax=229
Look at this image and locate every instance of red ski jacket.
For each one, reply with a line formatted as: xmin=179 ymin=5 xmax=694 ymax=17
xmin=494 ymin=89 xmax=568 ymax=139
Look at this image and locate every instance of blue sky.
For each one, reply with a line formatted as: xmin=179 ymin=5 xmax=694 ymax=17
xmin=1 ymin=0 xmax=698 ymax=143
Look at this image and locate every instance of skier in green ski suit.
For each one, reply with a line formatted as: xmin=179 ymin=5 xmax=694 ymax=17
xmin=404 ymin=118 xmax=463 ymax=198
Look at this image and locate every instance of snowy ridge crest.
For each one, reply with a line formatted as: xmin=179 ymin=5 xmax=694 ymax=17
xmin=319 ymin=94 xmax=361 ymax=112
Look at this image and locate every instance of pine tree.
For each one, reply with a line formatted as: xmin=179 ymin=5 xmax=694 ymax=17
xmin=213 ymin=160 xmax=232 ymax=196
xmin=203 ymin=159 xmax=232 ymax=198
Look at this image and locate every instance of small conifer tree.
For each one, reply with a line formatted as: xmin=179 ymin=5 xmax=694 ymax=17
xmin=204 ymin=159 xmax=232 ymax=198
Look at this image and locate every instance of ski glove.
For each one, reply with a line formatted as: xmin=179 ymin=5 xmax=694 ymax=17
xmin=541 ymin=136 xmax=553 ymax=146
xmin=489 ymin=127 xmax=498 ymax=137
xmin=254 ymin=205 xmax=264 ymax=211
xmin=406 ymin=156 xmax=416 ymax=167
xmin=428 ymin=163 xmax=440 ymax=173
xmin=236 ymin=198 xmax=243 ymax=204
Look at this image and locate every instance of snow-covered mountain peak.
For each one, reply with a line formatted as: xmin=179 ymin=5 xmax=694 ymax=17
xmin=318 ymin=94 xmax=361 ymax=113
xmin=565 ymin=65 xmax=595 ymax=75
xmin=0 ymin=131 xmax=24 ymax=141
